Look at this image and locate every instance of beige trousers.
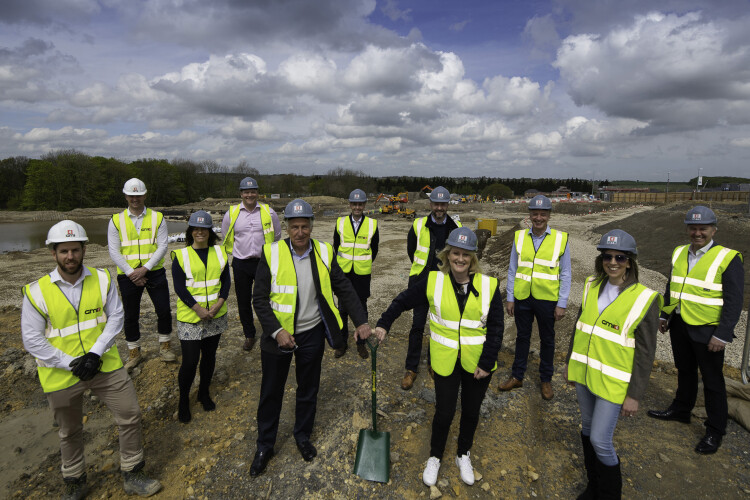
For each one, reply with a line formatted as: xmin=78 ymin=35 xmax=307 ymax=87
xmin=45 ymin=368 xmax=144 ymax=478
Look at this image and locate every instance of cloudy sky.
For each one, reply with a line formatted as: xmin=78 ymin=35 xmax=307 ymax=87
xmin=1 ymin=0 xmax=750 ymax=181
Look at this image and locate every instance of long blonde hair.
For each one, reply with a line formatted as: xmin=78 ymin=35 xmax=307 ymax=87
xmin=436 ymin=245 xmax=482 ymax=275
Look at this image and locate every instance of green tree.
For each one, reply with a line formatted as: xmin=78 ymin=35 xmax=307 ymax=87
xmin=0 ymin=156 xmax=29 ymax=209
xmin=481 ymin=183 xmax=514 ymax=200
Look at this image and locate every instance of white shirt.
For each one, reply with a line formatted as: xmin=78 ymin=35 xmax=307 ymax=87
xmin=351 ymin=215 xmax=363 ymax=234
xmin=687 ymin=240 xmax=714 ymax=272
xmin=21 ymin=267 xmax=124 ymax=370
xmin=598 ymin=281 xmax=621 ymax=314
xmin=107 ymin=207 xmax=169 ymax=275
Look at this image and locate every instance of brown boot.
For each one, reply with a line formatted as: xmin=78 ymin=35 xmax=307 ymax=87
xmin=334 ymin=345 xmax=348 ymax=358
xmin=124 ymin=347 xmax=142 ymax=371
xmin=159 ymin=341 xmax=177 ymax=362
xmin=498 ymin=376 xmax=523 ymax=392
xmin=356 ymin=344 xmax=369 ymax=359
xmin=401 ymin=370 xmax=417 ymax=390
xmin=541 ymin=381 xmax=554 ymax=400
xmin=242 ymin=338 xmax=256 ymax=351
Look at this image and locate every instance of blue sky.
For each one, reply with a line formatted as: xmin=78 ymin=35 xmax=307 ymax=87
xmin=1 ymin=0 xmax=749 ymax=181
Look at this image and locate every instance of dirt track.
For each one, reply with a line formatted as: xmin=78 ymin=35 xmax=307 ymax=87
xmin=1 ymin=200 xmax=749 ymax=499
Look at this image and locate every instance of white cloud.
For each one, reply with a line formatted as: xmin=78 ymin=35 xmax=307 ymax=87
xmin=554 ymin=11 xmax=750 ymax=132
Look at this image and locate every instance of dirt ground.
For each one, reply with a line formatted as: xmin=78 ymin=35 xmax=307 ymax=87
xmin=1 ymin=199 xmax=749 ymax=499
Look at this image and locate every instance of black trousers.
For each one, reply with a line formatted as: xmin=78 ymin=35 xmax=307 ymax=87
xmin=669 ymin=315 xmax=728 ymax=435
xmin=117 ymin=267 xmax=172 ymax=342
xmin=405 ymin=274 xmax=428 ymax=372
xmin=256 ymin=323 xmax=326 ymax=452
xmin=430 ymin=360 xmax=492 ymax=459
xmin=232 ymin=257 xmax=260 ymax=338
xmin=340 ymin=272 xmax=369 ymax=347
xmin=511 ymin=297 xmax=557 ymax=382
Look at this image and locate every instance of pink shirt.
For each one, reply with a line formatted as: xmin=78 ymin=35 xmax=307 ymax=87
xmin=221 ymin=203 xmax=282 ymax=259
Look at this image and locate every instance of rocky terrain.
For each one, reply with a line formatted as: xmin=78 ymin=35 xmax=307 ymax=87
xmin=1 ymin=199 xmax=748 ymax=499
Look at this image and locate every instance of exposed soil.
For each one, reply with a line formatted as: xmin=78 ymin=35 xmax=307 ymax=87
xmin=1 ymin=200 xmax=748 ymax=499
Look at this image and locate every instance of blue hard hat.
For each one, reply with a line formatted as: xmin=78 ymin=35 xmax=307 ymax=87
xmin=349 ymin=189 xmax=367 ymax=202
xmin=447 ymin=227 xmax=478 ymax=252
xmin=528 ymin=195 xmax=552 ymax=210
xmin=429 ymin=186 xmax=450 ymax=202
xmin=188 ymin=210 xmax=213 ymax=228
xmin=239 ymin=177 xmax=259 ymax=190
xmin=684 ymin=206 xmax=717 ymax=225
xmin=597 ymin=229 xmax=637 ymax=255
xmin=284 ymin=199 xmax=314 ymax=219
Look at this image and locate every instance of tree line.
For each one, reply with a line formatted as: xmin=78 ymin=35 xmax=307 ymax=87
xmin=1 ymin=150 xmax=598 ymax=211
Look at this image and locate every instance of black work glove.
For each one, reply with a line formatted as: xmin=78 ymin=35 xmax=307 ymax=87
xmin=69 ymin=352 xmax=101 ymax=381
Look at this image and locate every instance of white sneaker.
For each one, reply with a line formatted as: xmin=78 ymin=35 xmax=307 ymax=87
xmin=456 ymin=452 xmax=474 ymax=485
xmin=422 ymin=456 xmax=441 ymax=486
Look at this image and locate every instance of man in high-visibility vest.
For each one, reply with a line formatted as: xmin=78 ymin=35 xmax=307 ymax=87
xmin=221 ymin=176 xmax=282 ymax=351
xmin=332 ymin=188 xmax=379 ymax=359
xmin=22 ymin=220 xmax=162 ymax=499
xmin=403 ymin=186 xmax=461 ymax=390
xmin=648 ymin=206 xmax=744 ymax=454
xmin=250 ymin=199 xmax=371 ymax=477
xmin=108 ymin=178 xmax=174 ymax=370
xmin=499 ymin=194 xmax=571 ymax=400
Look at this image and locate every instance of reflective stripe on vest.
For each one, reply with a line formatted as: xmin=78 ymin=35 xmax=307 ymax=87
xmin=336 ymin=216 xmax=377 ymax=275
xmin=112 ymin=208 xmax=164 ymax=274
xmin=513 ymin=229 xmax=567 ymax=301
xmin=264 ymin=239 xmax=343 ymax=335
xmin=173 ymin=245 xmax=228 ymax=323
xmin=428 ymin=271 xmax=497 ymax=376
xmin=662 ymin=244 xmax=740 ymax=325
xmin=568 ymin=277 xmax=660 ymax=404
xmin=222 ymin=202 xmax=274 ymax=253
xmin=409 ymin=217 xmax=462 ymax=276
xmin=22 ymin=267 xmax=123 ymax=393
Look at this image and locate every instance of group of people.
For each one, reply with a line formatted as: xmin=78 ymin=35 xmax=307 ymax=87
xmin=20 ymin=176 xmax=744 ymax=499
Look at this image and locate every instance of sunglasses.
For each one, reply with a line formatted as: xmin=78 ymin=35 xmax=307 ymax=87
xmin=601 ymin=253 xmax=629 ymax=263
xmin=278 ymin=344 xmax=298 ymax=354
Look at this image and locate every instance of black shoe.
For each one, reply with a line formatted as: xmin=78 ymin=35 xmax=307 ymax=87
xmin=695 ymin=432 xmax=722 ymax=454
xmin=243 ymin=338 xmax=256 ymax=351
xmin=197 ymin=389 xmax=216 ymax=412
xmin=62 ymin=473 xmax=88 ymax=500
xmin=250 ymin=449 xmax=274 ymax=477
xmin=296 ymin=440 xmax=317 ymax=462
xmin=647 ymin=407 xmax=691 ymax=424
xmin=334 ymin=345 xmax=347 ymax=358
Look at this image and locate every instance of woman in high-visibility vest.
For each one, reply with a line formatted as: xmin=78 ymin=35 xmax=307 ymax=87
xmin=171 ymin=211 xmax=231 ymax=424
xmin=564 ymin=230 xmax=661 ymax=500
xmin=374 ymin=227 xmax=503 ymax=488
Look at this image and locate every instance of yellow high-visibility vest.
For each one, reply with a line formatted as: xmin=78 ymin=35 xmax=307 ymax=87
xmin=22 ymin=267 xmax=123 ymax=392
xmin=223 ymin=202 xmax=274 ymax=253
xmin=427 ymin=271 xmax=498 ymax=376
xmin=568 ymin=277 xmax=661 ymax=404
xmin=263 ymin=239 xmax=343 ymax=334
xmin=409 ymin=217 xmax=462 ymax=276
xmin=336 ymin=216 xmax=377 ymax=275
xmin=112 ymin=208 xmax=164 ymax=274
xmin=513 ymin=229 xmax=568 ymax=301
xmin=172 ymin=245 xmax=228 ymax=323
xmin=662 ymin=244 xmax=741 ymax=325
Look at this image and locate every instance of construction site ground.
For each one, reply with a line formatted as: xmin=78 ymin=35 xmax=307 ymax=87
xmin=0 ymin=198 xmax=748 ymax=499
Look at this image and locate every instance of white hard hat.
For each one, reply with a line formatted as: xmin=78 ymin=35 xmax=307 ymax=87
xmin=123 ymin=178 xmax=147 ymax=195
xmin=46 ymin=220 xmax=89 ymax=248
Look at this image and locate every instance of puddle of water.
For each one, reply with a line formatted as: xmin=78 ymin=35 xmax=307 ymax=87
xmin=0 ymin=219 xmax=187 ymax=253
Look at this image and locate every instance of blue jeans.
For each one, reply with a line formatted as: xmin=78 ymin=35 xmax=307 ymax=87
xmin=576 ymin=383 xmax=621 ymax=466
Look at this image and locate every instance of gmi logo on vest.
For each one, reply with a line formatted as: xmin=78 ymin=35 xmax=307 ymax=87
xmin=84 ymin=307 xmax=102 ymax=314
xmin=601 ymin=319 xmax=620 ymax=330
